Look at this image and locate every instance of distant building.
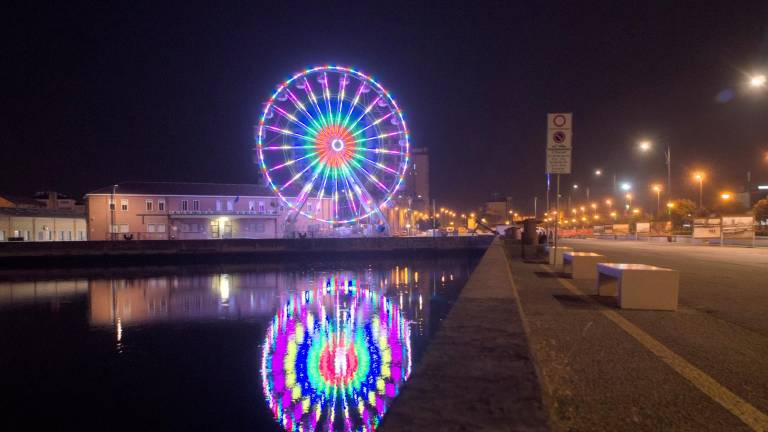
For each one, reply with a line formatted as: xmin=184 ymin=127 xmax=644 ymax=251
xmin=33 ymin=191 xmax=84 ymax=211
xmin=0 ymin=194 xmax=45 ymax=209
xmin=385 ymin=147 xmax=430 ymax=235
xmin=482 ymin=196 xmax=514 ymax=224
xmin=0 ymin=207 xmax=87 ymax=242
xmin=85 ymin=182 xmax=332 ymax=240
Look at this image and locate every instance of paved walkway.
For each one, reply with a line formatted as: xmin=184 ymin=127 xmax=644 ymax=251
xmin=380 ymin=239 xmax=548 ymax=431
xmin=510 ymin=241 xmax=768 ymax=431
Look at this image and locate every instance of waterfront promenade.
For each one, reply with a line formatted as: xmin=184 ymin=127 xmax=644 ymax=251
xmin=381 ymin=239 xmax=548 ymax=431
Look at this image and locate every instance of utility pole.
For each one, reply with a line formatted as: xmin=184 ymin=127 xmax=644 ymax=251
xmin=533 ymin=196 xmax=538 ymax=219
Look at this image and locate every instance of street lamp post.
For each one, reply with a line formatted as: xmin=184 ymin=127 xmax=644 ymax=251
xmin=639 ymin=140 xmax=672 ymax=201
xmin=694 ymin=173 xmax=704 ymax=208
xmin=652 ymin=184 xmax=662 ymax=217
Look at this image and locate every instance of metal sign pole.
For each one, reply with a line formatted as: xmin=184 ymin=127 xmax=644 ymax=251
xmin=554 ymin=174 xmax=560 ymax=260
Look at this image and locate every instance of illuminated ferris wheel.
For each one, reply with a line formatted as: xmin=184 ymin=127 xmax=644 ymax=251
xmin=257 ymin=66 xmax=410 ymax=225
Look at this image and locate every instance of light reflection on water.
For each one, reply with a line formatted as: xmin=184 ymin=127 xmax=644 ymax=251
xmin=0 ymin=258 xmax=476 ymax=431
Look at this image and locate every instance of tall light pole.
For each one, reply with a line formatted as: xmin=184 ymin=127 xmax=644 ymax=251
xmin=639 ymin=140 xmax=672 ymax=200
xmin=694 ymin=173 xmax=704 ymax=208
xmin=652 ymin=184 xmax=662 ymax=217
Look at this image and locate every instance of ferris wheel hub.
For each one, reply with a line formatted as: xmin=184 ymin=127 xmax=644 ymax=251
xmin=331 ymin=138 xmax=344 ymax=152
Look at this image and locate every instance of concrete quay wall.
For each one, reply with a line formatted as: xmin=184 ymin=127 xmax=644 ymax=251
xmin=0 ymin=236 xmax=494 ymax=267
xmin=380 ymin=238 xmax=548 ymax=431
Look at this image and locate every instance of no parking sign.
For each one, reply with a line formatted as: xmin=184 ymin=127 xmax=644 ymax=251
xmin=546 ymin=113 xmax=572 ymax=174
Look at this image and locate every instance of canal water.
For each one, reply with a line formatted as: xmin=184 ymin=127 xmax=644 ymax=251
xmin=0 ymin=255 xmax=479 ymax=431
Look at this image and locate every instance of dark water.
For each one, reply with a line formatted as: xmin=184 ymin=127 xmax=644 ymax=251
xmin=0 ymin=255 xmax=478 ymax=431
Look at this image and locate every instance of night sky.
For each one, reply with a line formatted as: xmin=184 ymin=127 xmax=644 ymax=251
xmin=3 ymin=1 xmax=768 ymax=212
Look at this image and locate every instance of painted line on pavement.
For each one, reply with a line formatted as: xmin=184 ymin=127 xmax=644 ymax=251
xmin=539 ymin=264 xmax=768 ymax=432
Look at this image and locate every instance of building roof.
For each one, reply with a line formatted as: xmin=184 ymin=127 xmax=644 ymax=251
xmin=0 ymin=194 xmax=45 ymax=207
xmin=0 ymin=207 xmax=85 ymax=218
xmin=86 ymin=181 xmax=279 ymax=197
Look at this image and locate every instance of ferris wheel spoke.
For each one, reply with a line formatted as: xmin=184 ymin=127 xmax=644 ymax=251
xmin=268 ymin=151 xmax=318 ymax=172
xmin=280 ymin=158 xmax=321 ymax=191
xmin=338 ymin=167 xmax=359 ymax=216
xmin=356 ymin=147 xmax=405 ymax=155
xmin=346 ymin=159 xmax=390 ymax=193
xmin=264 ymin=125 xmax=316 ymax=142
xmin=292 ymin=161 xmax=325 ymax=213
xmin=351 ymin=131 xmax=403 ymax=144
xmin=354 ymin=154 xmax=398 ymax=174
xmin=342 ymin=82 xmax=366 ymax=129
xmin=346 ymin=96 xmax=381 ymax=132
xmin=351 ymin=111 xmax=394 ymax=136
xmin=271 ymin=105 xmax=315 ymax=134
xmin=316 ymin=164 xmax=331 ymax=201
xmin=302 ymin=77 xmax=328 ymax=128
xmin=285 ymin=89 xmax=323 ymax=130
xmin=337 ymin=74 xmax=348 ymax=125
xmin=320 ymin=72 xmax=333 ymax=124
xmin=341 ymin=163 xmax=376 ymax=215
xmin=332 ymin=169 xmax=339 ymax=222
xmin=262 ymin=144 xmax=316 ymax=150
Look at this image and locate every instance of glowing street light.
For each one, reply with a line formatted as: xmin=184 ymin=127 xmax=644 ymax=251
xmin=594 ymin=169 xmax=602 ymax=176
xmin=750 ymin=74 xmax=766 ymax=88
xmin=720 ymin=192 xmax=732 ymax=201
xmin=639 ymin=140 xmax=652 ymax=152
xmin=620 ymin=182 xmax=632 ymax=191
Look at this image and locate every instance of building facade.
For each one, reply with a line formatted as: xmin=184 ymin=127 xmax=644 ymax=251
xmin=0 ymin=208 xmax=87 ymax=242
xmin=85 ymin=182 xmax=333 ymax=240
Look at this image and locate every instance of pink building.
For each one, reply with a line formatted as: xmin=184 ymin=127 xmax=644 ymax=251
xmin=85 ymin=182 xmax=332 ymax=240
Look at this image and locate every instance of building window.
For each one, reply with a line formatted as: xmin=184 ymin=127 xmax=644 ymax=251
xmin=192 ymin=200 xmax=200 ymax=211
xmin=253 ymin=222 xmax=265 ymax=233
xmin=59 ymin=231 xmax=65 ymax=241
xmin=157 ymin=224 xmax=166 ymax=233
xmin=0 ymin=230 xmax=5 ymax=241
xmin=120 ymin=224 xmax=129 ymax=233
xmin=158 ymin=200 xmax=165 ymax=211
xmin=121 ymin=199 xmax=128 ymax=211
xmin=181 ymin=200 xmax=188 ymax=211
xmin=146 ymin=200 xmax=153 ymax=211
xmin=147 ymin=224 xmax=156 ymax=233
xmin=66 ymin=231 xmax=72 ymax=241
xmin=249 ymin=200 xmax=255 ymax=211
xmin=227 ymin=200 xmax=234 ymax=211
xmin=259 ymin=201 xmax=265 ymax=212
xmin=78 ymin=231 xmax=85 ymax=241
xmin=216 ymin=200 xmax=222 ymax=211
xmin=24 ymin=230 xmax=30 ymax=241
xmin=109 ymin=199 xmax=115 ymax=211
xmin=110 ymin=224 xmax=120 ymax=234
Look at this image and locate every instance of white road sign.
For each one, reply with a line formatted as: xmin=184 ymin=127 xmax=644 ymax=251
xmin=546 ymin=112 xmax=572 ymax=174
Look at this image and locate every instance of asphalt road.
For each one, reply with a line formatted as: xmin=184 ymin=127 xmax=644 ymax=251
xmin=561 ymin=239 xmax=768 ymax=336
xmin=507 ymin=239 xmax=768 ymax=431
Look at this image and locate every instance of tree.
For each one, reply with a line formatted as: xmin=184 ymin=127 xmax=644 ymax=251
xmin=669 ymin=199 xmax=696 ymax=231
xmin=754 ymin=199 xmax=768 ymax=224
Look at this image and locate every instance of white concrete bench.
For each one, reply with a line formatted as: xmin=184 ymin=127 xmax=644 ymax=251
xmin=563 ymin=252 xmax=605 ymax=279
xmin=548 ymin=246 xmax=573 ymax=267
xmin=596 ymin=263 xmax=679 ymax=311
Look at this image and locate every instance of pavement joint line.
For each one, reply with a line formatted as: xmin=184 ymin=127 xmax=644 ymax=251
xmin=501 ymin=245 xmax=553 ymax=399
xmin=538 ymin=264 xmax=768 ymax=432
